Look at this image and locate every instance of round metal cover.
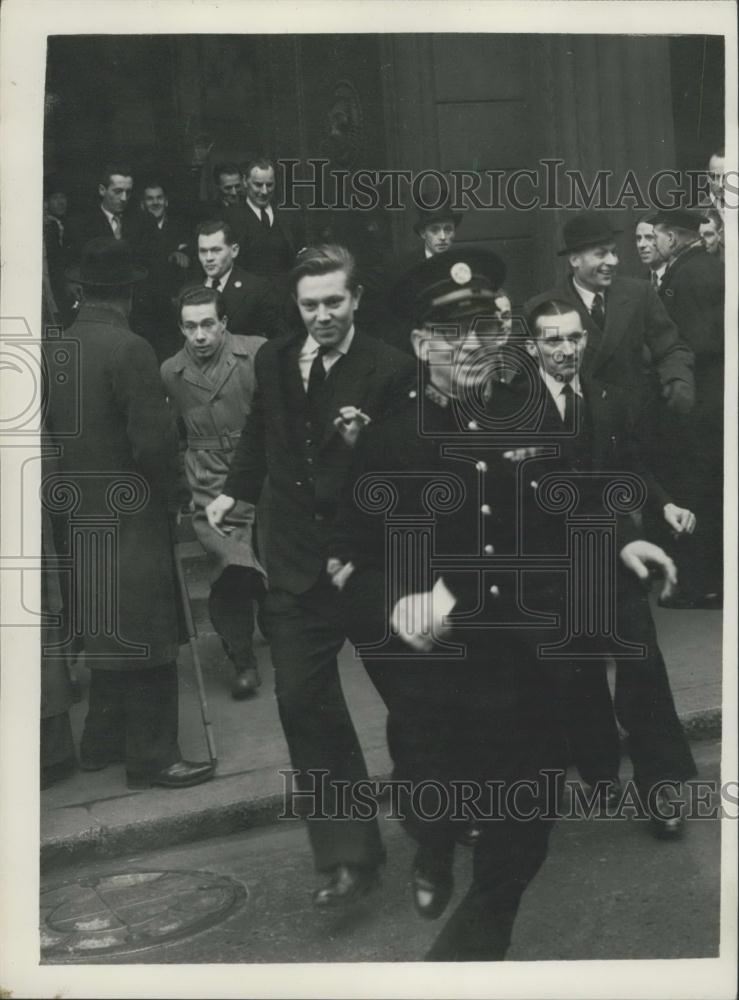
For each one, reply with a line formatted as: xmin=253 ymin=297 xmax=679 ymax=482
xmin=41 ymin=869 xmax=247 ymax=960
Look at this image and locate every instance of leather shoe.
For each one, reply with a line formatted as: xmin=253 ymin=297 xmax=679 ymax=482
xmin=312 ymin=864 xmax=379 ymax=909
xmin=126 ymin=759 xmax=215 ymax=790
xmin=649 ymin=785 xmax=686 ymax=840
xmin=412 ymin=847 xmax=454 ymax=920
xmin=232 ymin=667 xmax=261 ymax=700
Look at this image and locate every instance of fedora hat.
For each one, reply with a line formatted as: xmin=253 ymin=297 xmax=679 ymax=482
xmin=413 ymin=199 xmax=464 ymax=234
xmin=65 ymin=237 xmax=147 ymax=286
xmin=647 ymin=207 xmax=709 ymax=232
xmin=557 ymin=210 xmax=622 ymax=255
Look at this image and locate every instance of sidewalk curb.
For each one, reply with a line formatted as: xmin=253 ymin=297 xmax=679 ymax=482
xmin=40 ymin=706 xmax=721 ymax=873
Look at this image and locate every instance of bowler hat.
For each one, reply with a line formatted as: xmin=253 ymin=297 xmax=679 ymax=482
xmin=557 ymin=210 xmax=622 ymax=255
xmin=413 ymin=199 xmax=463 ymax=234
xmin=390 ymin=244 xmax=506 ymax=326
xmin=65 ymin=237 xmax=147 ymax=286
xmin=647 ymin=207 xmax=708 ymax=232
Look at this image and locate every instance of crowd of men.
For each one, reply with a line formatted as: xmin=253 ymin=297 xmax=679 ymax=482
xmin=40 ymin=146 xmax=726 ymax=962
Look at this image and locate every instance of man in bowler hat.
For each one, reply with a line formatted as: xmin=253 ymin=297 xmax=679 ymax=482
xmin=43 ymin=237 xmax=214 ymax=790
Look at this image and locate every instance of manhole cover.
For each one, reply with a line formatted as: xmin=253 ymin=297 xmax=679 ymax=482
xmin=41 ymin=869 xmax=247 ymax=960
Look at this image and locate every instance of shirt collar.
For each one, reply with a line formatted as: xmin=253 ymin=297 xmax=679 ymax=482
xmin=206 ymin=266 xmax=233 ymax=290
xmin=540 ymin=368 xmax=582 ymax=401
xmin=300 ymin=325 xmax=355 ymax=359
xmin=572 ymin=277 xmax=603 ymax=311
xmin=247 ymin=197 xmax=273 ymax=221
xmin=100 ymin=205 xmax=120 ymax=226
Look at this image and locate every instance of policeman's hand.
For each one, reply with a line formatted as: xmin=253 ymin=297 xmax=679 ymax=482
xmin=390 ymin=578 xmax=456 ymax=652
xmin=620 ymin=539 xmax=678 ymax=601
xmin=663 ymin=378 xmax=695 ymax=415
xmin=205 ymin=494 xmax=236 ymax=537
xmin=168 ymin=251 xmax=190 ymax=270
xmin=326 ymin=557 xmax=355 ymax=591
xmin=663 ymin=503 xmax=696 ymax=536
xmin=333 ymin=406 xmax=371 ymax=447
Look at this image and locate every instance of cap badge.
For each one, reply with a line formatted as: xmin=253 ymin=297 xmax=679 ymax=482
xmin=450 ymin=262 xmax=472 ymax=285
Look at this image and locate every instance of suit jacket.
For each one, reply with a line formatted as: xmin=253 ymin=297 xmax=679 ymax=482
xmin=66 ymin=205 xmax=147 ymax=261
xmin=224 ymin=329 xmax=415 ymax=593
xmin=529 ymin=276 xmax=694 ymax=398
xmin=192 ymin=265 xmax=284 ymax=340
xmin=232 ymin=203 xmax=301 ymax=281
xmin=42 ymin=303 xmax=181 ymax=670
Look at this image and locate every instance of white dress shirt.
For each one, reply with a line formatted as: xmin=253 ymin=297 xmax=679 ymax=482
xmin=540 ymin=369 xmax=583 ymax=422
xmin=298 ymin=327 xmax=355 ymax=391
xmin=204 ymin=266 xmax=233 ymax=292
xmin=101 ymin=206 xmax=122 ymax=237
xmin=572 ymin=277 xmax=604 ymax=315
xmin=247 ymin=198 xmax=274 ymax=226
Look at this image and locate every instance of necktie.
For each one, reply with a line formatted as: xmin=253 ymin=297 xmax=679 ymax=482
xmin=260 ymin=208 xmax=271 ymax=230
xmin=590 ymin=293 xmax=605 ymax=329
xmin=650 ymin=270 xmax=660 ymax=290
xmin=307 ymin=345 xmax=331 ymax=398
xmin=209 ymin=277 xmax=221 ymax=292
xmin=110 ymin=215 xmax=122 ymax=240
xmin=561 ymin=381 xmax=575 ymax=427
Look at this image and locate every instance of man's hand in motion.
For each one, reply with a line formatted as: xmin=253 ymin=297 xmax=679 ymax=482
xmin=620 ymin=539 xmax=678 ymax=601
xmin=390 ymin=577 xmax=456 ymax=653
xmin=205 ymin=493 xmax=236 ymax=537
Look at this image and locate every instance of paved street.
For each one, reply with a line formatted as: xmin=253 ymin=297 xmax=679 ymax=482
xmin=40 ymin=740 xmax=722 ymax=965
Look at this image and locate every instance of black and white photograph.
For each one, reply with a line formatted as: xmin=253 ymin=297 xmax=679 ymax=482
xmin=0 ymin=1 xmax=736 ymax=997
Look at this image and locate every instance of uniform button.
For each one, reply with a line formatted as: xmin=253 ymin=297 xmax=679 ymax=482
xmin=530 ymin=480 xmax=538 ymax=489
xmin=484 ymin=544 xmax=495 ymax=555
xmin=307 ymin=457 xmax=313 ymax=464
xmin=475 ymin=460 xmax=488 ymax=472
xmin=489 ymin=585 xmax=500 ymax=597
xmin=306 ymin=439 xmax=312 ymax=445
xmin=467 ymin=419 xmax=480 ymax=430
xmin=480 ymin=504 xmax=492 ymax=515
xmin=295 ymin=481 xmax=303 ymax=486
xmin=409 ymin=389 xmax=417 ymax=399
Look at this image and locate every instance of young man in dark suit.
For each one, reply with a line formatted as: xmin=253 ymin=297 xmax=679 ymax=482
xmin=206 ymin=245 xmax=415 ymax=909
xmin=193 ymin=220 xmax=283 ymax=339
xmin=507 ymin=296 xmax=698 ymax=836
xmin=66 ymin=162 xmax=146 ymax=261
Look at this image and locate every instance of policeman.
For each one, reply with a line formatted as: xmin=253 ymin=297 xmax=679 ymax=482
xmin=326 ymin=248 xmax=567 ymax=962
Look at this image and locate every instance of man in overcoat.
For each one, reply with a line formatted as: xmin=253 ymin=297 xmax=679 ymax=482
xmin=649 ymin=207 xmax=725 ymax=608
xmin=161 ymin=285 xmax=266 ymax=698
xmin=43 ymin=237 xmax=214 ymax=790
xmin=206 ymin=245 xmax=415 ymax=908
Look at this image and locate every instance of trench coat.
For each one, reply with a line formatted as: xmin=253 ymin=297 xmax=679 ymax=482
xmin=43 ymin=303 xmax=182 ymax=671
xmin=160 ymin=332 xmax=267 ymax=583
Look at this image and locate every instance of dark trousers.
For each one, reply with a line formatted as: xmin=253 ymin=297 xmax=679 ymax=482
xmin=264 ymin=579 xmax=386 ymax=873
xmin=563 ymin=577 xmax=697 ymax=792
xmin=208 ymin=566 xmax=258 ymax=672
xmin=80 ymin=662 xmax=180 ymax=777
xmin=425 ymin=817 xmax=555 ymax=961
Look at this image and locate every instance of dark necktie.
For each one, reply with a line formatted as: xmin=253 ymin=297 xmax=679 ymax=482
xmin=260 ymin=208 xmax=271 ymax=230
xmin=560 ymin=381 xmax=575 ymax=426
xmin=307 ymin=345 xmax=332 ymax=397
xmin=590 ymin=293 xmax=605 ymax=329
xmin=209 ymin=277 xmax=221 ymax=292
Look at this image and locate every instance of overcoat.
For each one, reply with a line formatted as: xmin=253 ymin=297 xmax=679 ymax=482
xmin=161 ymin=332 xmax=267 ymax=583
xmin=43 ymin=303 xmax=181 ymax=671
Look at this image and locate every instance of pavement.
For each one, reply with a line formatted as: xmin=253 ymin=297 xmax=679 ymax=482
xmin=40 ymin=523 xmax=724 ymax=872
xmin=38 ymin=740 xmax=723 ymax=966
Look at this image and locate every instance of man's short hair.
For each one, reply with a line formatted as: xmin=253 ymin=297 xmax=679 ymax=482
xmin=141 ymin=176 xmax=168 ymax=196
xmin=290 ymin=244 xmax=359 ymax=294
xmin=243 ymin=157 xmax=275 ymax=177
xmin=709 ymin=146 xmax=725 ymax=160
xmin=98 ymin=163 xmax=133 ymax=188
xmin=196 ymin=220 xmax=236 ymax=245
xmin=177 ymin=284 xmax=226 ymax=321
xmin=527 ymin=298 xmax=580 ymax=336
xmin=213 ymin=161 xmax=242 ymax=185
